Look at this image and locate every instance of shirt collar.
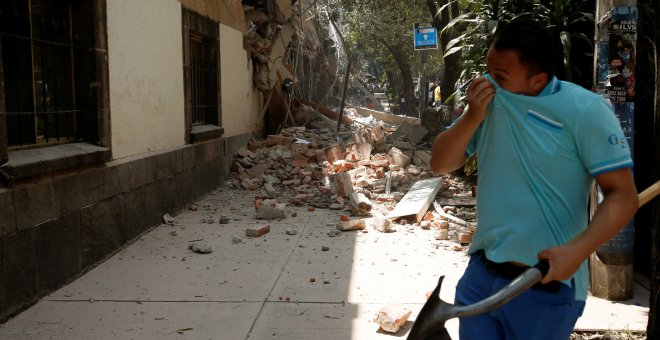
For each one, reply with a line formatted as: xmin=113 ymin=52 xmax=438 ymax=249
xmin=537 ymin=76 xmax=560 ymax=96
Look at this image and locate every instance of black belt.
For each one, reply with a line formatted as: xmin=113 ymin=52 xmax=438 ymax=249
xmin=478 ymin=252 xmax=562 ymax=293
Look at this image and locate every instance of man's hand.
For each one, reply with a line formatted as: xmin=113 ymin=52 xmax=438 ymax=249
xmin=464 ymin=77 xmax=496 ymax=123
xmin=537 ymin=245 xmax=585 ymax=284
xmin=429 ymin=77 xmax=495 ymax=174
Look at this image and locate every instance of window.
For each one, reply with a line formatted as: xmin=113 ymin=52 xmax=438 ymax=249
xmin=1 ymin=0 xmax=99 ymax=149
xmin=182 ymin=7 xmax=222 ymax=142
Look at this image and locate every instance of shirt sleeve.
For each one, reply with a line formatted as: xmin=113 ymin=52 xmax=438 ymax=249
xmin=576 ymin=97 xmax=633 ymax=176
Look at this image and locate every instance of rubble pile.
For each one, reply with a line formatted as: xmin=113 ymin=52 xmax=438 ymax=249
xmin=226 ymin=122 xmax=477 ymax=240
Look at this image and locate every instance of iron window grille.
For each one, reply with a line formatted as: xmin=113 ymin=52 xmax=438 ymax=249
xmin=189 ymin=32 xmax=218 ymax=126
xmin=1 ymin=0 xmax=97 ymax=149
xmin=183 ymin=8 xmax=219 ymax=129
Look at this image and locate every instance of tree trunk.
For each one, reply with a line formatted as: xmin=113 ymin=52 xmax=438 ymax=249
xmin=426 ymin=0 xmax=461 ymax=115
xmin=383 ymin=39 xmax=417 ymax=116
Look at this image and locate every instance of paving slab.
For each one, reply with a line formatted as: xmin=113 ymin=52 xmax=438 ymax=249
xmin=0 ymin=185 xmax=650 ymax=339
xmin=576 ymin=282 xmax=649 ymax=332
xmin=247 ymin=302 xmax=460 ymax=340
xmin=0 ymin=301 xmax=260 ymax=339
xmin=49 ymin=218 xmax=301 ymax=302
xmin=269 ymin=220 xmax=468 ymax=304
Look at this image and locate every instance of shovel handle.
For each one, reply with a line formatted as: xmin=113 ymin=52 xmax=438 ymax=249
xmin=638 ymin=180 xmax=660 ymax=208
xmin=533 ymin=259 xmax=550 ymax=277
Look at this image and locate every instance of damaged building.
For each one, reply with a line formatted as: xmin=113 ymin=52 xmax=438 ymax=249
xmin=0 ymin=0 xmax=391 ymax=322
xmin=0 ymin=0 xmax=305 ymax=320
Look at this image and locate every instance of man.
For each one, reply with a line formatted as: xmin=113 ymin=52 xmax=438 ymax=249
xmin=430 ymin=19 xmax=638 ymax=339
xmin=434 ymin=81 xmax=442 ymax=107
xmin=428 ymin=81 xmax=437 ymax=107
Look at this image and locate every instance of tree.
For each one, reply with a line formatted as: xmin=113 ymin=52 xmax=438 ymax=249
xmin=325 ymin=1 xmax=444 ymax=116
xmin=426 ymin=0 xmax=461 ymax=111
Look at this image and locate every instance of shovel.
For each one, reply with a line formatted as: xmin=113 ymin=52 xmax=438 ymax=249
xmin=408 ymin=180 xmax=660 ymax=340
xmin=407 ymin=260 xmax=549 ymax=340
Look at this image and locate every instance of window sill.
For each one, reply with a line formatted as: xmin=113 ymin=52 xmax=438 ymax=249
xmin=191 ymin=124 xmax=224 ymax=143
xmin=1 ymin=143 xmax=111 ymax=182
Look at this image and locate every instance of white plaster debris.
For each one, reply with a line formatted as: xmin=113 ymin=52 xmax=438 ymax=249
xmin=374 ymin=305 xmax=412 ymax=333
xmin=162 ymin=214 xmax=175 ymax=225
xmin=188 ymin=243 xmax=213 ymax=254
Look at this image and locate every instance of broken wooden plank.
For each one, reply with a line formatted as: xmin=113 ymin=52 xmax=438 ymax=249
xmin=295 ymin=98 xmax=352 ymax=125
xmin=387 ymin=177 xmax=443 ymax=222
xmin=436 ymin=196 xmax=476 ymax=207
xmin=353 ymin=106 xmax=421 ymax=125
xmin=433 ymin=201 xmax=477 ymax=229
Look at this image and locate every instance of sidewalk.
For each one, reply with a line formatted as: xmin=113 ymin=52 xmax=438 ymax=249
xmin=0 ymin=186 xmax=648 ymax=339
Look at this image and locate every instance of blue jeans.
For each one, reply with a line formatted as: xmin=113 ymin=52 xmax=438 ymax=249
xmin=455 ymin=252 xmax=585 ymax=340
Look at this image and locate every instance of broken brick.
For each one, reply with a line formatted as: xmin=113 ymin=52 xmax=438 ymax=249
xmin=323 ymin=144 xmax=345 ymax=165
xmin=336 ymin=218 xmax=366 ymax=231
xmin=266 ymin=135 xmax=294 ymax=146
xmin=246 ymin=225 xmax=271 ymax=237
xmin=330 ymin=172 xmax=353 ymax=197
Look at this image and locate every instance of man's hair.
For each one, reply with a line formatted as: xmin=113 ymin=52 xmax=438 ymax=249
xmin=491 ymin=18 xmax=560 ymax=79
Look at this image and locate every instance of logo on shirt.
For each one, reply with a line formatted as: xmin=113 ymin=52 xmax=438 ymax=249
xmin=608 ymin=134 xmax=628 ymax=148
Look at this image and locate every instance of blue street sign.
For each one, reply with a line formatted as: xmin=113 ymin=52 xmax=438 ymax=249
xmin=414 ymin=22 xmax=438 ymax=50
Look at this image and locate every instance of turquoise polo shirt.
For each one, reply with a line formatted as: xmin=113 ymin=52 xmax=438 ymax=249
xmin=465 ymin=75 xmax=633 ymax=301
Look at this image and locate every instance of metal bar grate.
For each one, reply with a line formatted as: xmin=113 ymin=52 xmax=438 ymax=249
xmin=1 ymin=0 xmax=81 ymax=148
xmin=189 ymin=35 xmax=218 ymax=126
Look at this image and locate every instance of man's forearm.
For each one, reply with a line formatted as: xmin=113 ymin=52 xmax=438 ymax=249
xmin=538 ymin=168 xmax=638 ymax=283
xmin=569 ymin=186 xmax=638 ymax=261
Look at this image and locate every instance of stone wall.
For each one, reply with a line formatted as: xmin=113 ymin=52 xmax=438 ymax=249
xmin=0 ymin=132 xmax=254 ymax=322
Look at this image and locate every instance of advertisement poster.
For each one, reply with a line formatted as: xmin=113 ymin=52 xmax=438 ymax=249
xmin=596 ymin=6 xmax=637 ymax=149
xmin=595 ymin=6 xmax=637 ymax=262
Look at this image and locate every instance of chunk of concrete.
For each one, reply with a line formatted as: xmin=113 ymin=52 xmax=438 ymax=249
xmin=373 ymin=305 xmax=412 ymax=333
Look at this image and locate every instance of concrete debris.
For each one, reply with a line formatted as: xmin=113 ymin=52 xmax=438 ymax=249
xmin=336 ymin=218 xmax=366 ymax=231
xmin=330 ymin=172 xmax=353 ymax=197
xmin=188 ymin=243 xmax=213 ymax=254
xmin=263 ymin=183 xmax=277 ymax=198
xmin=285 ymin=228 xmax=298 ymax=235
xmin=219 ymin=216 xmax=230 ymax=224
xmin=348 ymin=192 xmax=373 ymax=216
xmin=435 ymin=228 xmax=449 ymax=240
xmin=246 ymin=225 xmax=271 ymax=237
xmin=370 ymin=217 xmax=394 ymax=233
xmin=255 ymin=199 xmax=286 ymax=220
xmin=373 ymin=305 xmax=412 ymax=333
xmin=388 ymin=178 xmax=443 ymax=222
xmin=389 ymin=124 xmax=428 ymax=146
xmin=162 ymin=214 xmax=175 ymax=225
xmin=459 ymin=232 xmax=474 ymax=245
xmin=223 ymin=106 xmax=477 ymax=255
xmin=232 ymin=235 xmax=243 ymax=244
xmin=322 ymin=246 xmax=330 ymax=251
xmin=387 ymin=147 xmax=411 ymax=168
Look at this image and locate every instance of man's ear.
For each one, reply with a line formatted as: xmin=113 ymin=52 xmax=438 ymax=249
xmin=531 ymin=72 xmax=549 ymax=92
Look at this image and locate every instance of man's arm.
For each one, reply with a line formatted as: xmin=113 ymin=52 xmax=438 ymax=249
xmin=538 ymin=167 xmax=638 ymax=283
xmin=430 ymin=77 xmax=495 ymax=174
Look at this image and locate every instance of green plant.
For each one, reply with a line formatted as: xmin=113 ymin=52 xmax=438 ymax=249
xmin=532 ymin=0 xmax=595 ymax=82
xmin=442 ymin=0 xmax=594 ymax=94
xmin=464 ymin=152 xmax=478 ymax=176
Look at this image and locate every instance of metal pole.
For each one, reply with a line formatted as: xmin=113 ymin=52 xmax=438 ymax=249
xmin=336 ymin=60 xmax=352 ymax=133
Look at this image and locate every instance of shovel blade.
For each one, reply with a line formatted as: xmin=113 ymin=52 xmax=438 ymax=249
xmin=407 ymin=276 xmax=455 ymax=340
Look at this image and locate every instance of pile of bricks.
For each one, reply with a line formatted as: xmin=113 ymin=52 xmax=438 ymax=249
xmin=227 ymin=124 xmax=476 ymax=239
